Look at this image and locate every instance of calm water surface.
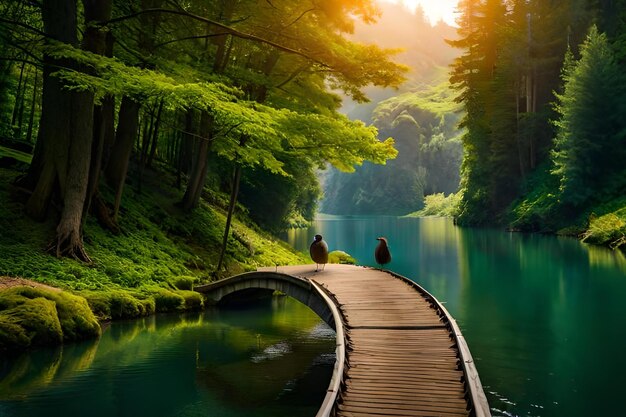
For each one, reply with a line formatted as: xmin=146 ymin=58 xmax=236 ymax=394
xmin=0 ymin=297 xmax=335 ymax=417
xmin=285 ymin=214 xmax=626 ymax=417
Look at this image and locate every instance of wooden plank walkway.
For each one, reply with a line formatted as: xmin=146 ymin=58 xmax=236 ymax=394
xmin=261 ymin=264 xmax=489 ymax=417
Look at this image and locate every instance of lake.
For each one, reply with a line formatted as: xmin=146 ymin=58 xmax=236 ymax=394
xmin=3 ymin=215 xmax=625 ymax=417
xmin=0 ymin=297 xmax=335 ymax=417
xmin=285 ymin=214 xmax=626 ymax=416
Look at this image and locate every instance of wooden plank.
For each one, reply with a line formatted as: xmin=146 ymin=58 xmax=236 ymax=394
xmin=257 ymin=264 xmax=488 ymax=417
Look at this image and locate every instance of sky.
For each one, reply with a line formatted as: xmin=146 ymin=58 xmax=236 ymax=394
xmin=380 ymin=0 xmax=459 ymax=26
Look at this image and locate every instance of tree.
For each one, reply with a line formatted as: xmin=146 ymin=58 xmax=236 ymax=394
xmin=551 ymin=25 xmax=626 ymax=208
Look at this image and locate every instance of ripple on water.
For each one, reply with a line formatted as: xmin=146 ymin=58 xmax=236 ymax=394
xmin=250 ymin=341 xmax=292 ymax=363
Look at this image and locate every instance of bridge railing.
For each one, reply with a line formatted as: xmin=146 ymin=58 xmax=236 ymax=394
xmin=310 ymin=280 xmax=346 ymax=417
xmin=384 ymin=269 xmax=492 ymax=417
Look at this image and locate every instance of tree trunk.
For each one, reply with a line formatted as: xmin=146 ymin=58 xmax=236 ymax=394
xmin=25 ymin=0 xmax=97 ymax=262
xmin=26 ymin=0 xmax=79 ymax=221
xmin=146 ymin=99 xmax=163 ymax=168
xmin=105 ymin=96 xmax=140 ymax=221
xmin=176 ymin=109 xmax=195 ymax=189
xmin=56 ymin=88 xmax=94 ymax=261
xmin=11 ymin=61 xmax=25 ymax=130
xmin=181 ymin=110 xmax=213 ymax=210
xmin=217 ymin=164 xmax=242 ymax=272
xmin=16 ymin=69 xmax=29 ymax=139
xmin=25 ymin=69 xmax=38 ymax=144
xmin=217 ymin=136 xmax=247 ymax=272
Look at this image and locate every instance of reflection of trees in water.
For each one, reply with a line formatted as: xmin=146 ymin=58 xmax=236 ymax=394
xmin=0 ymin=338 xmax=98 ymax=400
xmin=0 ymin=296 xmax=335 ymax=414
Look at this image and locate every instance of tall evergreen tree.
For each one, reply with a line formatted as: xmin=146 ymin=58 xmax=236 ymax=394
xmin=552 ymin=25 xmax=626 ymax=208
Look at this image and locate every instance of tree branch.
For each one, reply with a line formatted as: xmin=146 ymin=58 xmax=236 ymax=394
xmin=100 ymin=8 xmax=327 ymax=66
xmin=0 ymin=17 xmax=47 ymax=38
xmin=155 ymin=33 xmax=230 ymax=48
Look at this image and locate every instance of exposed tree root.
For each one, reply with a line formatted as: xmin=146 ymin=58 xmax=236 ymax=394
xmin=48 ymin=228 xmax=92 ymax=263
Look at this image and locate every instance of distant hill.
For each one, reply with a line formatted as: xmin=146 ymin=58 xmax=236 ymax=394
xmin=341 ymin=3 xmax=458 ymax=121
xmin=320 ymin=3 xmax=463 ymax=215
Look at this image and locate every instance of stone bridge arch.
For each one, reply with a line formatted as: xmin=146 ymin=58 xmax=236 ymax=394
xmin=195 ymin=271 xmax=336 ymax=330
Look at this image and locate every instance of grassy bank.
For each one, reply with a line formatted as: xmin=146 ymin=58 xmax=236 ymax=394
xmin=0 ymin=154 xmax=308 ymax=352
xmin=408 ymin=189 xmax=626 ymax=251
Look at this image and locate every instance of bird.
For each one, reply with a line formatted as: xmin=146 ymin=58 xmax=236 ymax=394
xmin=375 ymin=237 xmax=391 ymax=268
xmin=309 ymin=234 xmax=329 ymax=272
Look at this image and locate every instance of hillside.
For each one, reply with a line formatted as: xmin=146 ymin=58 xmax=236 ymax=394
xmin=0 ymin=147 xmax=308 ymax=350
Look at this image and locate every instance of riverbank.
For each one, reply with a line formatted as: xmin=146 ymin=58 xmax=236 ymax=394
xmin=407 ymin=191 xmax=626 ymax=251
xmin=0 ymin=159 xmax=308 ymax=352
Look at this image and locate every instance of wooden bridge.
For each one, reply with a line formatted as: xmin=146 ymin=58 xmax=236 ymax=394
xmin=196 ymin=264 xmax=491 ymax=417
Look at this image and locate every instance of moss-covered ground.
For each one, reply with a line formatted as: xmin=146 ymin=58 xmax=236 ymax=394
xmin=0 ymin=151 xmax=309 ymax=351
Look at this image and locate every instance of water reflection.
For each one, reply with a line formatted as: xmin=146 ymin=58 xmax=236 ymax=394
xmin=286 ymin=215 xmax=626 ymax=417
xmin=0 ymin=297 xmax=335 ymax=417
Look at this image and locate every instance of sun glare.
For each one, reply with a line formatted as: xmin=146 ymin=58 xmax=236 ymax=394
xmin=381 ymin=0 xmax=459 ymax=26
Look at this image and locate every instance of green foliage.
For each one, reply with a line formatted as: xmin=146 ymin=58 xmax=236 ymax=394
xmin=328 ymin=251 xmax=356 ymax=265
xmin=552 ymin=26 xmax=626 ymax=209
xmin=448 ymin=0 xmax=593 ymax=226
xmin=82 ymin=290 xmax=149 ymax=321
xmin=407 ymin=193 xmax=461 ymax=217
xmin=171 ymin=276 xmax=196 ymax=291
xmin=580 ymin=198 xmax=626 ymax=249
xmin=0 ymin=145 xmax=32 ymax=164
xmin=10 ymin=286 xmax=101 ymax=341
xmin=322 ymin=72 xmax=462 ymax=215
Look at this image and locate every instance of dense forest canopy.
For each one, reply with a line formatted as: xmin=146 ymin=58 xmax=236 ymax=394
xmin=1 ymin=0 xmax=625 ymax=256
xmin=0 ymin=0 xmax=408 ymax=262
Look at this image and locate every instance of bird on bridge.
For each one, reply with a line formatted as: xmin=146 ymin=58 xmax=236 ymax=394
xmin=310 ymin=234 xmax=329 ymax=272
xmin=375 ymin=237 xmax=391 ymax=268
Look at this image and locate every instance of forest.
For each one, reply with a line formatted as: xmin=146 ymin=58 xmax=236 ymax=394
xmin=0 ymin=0 xmax=409 ymax=349
xmin=448 ymin=0 xmax=626 ymax=249
xmin=322 ymin=3 xmax=463 ymax=215
xmin=0 ymin=0 xmax=406 ymax=259
xmin=323 ymin=0 xmax=626 ymax=250
xmin=1 ymin=0 xmax=625 ymax=352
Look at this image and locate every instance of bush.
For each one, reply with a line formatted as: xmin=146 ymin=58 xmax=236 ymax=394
xmin=328 ymin=250 xmax=356 ymax=265
xmin=582 ymin=212 xmax=626 ymax=249
xmin=171 ymin=276 xmax=195 ymax=291
xmin=407 ymin=192 xmax=461 ymax=217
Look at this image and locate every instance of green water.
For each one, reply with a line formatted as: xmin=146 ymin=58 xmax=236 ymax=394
xmin=285 ymin=214 xmax=626 ymax=416
xmin=0 ymin=297 xmax=335 ymax=417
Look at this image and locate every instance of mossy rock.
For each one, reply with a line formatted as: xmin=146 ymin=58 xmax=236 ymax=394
xmin=151 ymin=288 xmax=185 ymax=312
xmin=0 ymin=297 xmax=63 ymax=349
xmin=83 ymin=290 xmax=145 ymax=321
xmin=7 ymin=287 xmax=101 ymax=342
xmin=328 ymin=250 xmax=356 ymax=265
xmin=137 ymin=297 xmax=156 ymax=316
xmin=178 ymin=290 xmax=204 ymax=311
xmin=0 ymin=286 xmax=101 ymax=350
